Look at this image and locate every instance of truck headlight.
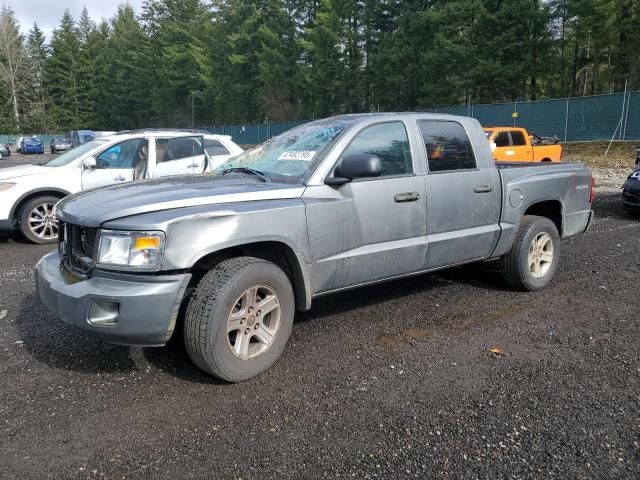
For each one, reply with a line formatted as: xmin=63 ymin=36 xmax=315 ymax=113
xmin=97 ymin=230 xmax=165 ymax=271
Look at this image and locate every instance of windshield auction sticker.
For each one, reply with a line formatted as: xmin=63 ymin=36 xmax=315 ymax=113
xmin=278 ymin=150 xmax=316 ymax=161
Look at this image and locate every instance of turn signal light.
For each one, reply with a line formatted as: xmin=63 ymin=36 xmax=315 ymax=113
xmin=133 ymin=236 xmax=161 ymax=250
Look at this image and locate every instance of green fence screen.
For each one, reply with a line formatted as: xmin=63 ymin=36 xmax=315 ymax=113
xmin=3 ymin=92 xmax=637 ymax=147
xmin=204 ymin=91 xmax=639 ymax=145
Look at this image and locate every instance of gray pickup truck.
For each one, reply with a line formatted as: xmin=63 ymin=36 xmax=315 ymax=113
xmin=36 ymin=113 xmax=594 ymax=381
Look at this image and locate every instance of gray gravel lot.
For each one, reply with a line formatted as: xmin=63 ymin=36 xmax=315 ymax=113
xmin=0 ymin=152 xmax=56 ymax=168
xmin=0 ymin=155 xmax=639 ymax=479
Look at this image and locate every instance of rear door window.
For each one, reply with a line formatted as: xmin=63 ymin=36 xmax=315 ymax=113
xmin=157 ymin=136 xmax=204 ymax=163
xmin=418 ymin=120 xmax=477 ymax=173
xmin=510 ymin=131 xmax=527 ymax=146
xmin=204 ymin=139 xmax=230 ymax=156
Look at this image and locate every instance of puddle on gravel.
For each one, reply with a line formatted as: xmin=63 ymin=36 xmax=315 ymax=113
xmin=376 ymin=328 xmax=432 ymax=348
xmin=375 ymin=334 xmax=403 ymax=347
xmin=375 ymin=302 xmax=526 ymax=348
xmin=403 ymin=328 xmax=431 ymax=341
xmin=447 ymin=303 xmax=525 ymax=333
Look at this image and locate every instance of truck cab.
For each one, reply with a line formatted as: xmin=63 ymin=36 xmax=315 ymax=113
xmin=484 ymin=127 xmax=562 ymax=163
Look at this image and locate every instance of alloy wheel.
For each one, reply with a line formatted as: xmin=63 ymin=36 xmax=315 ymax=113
xmin=28 ymin=202 xmax=58 ymax=240
xmin=227 ymin=285 xmax=281 ymax=360
xmin=528 ymin=232 xmax=554 ymax=279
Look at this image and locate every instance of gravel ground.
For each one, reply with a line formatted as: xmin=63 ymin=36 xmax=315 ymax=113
xmin=0 ymin=155 xmax=639 ymax=479
xmin=0 ymin=152 xmax=55 ymax=168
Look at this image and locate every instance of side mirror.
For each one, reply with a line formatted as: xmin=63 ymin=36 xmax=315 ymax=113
xmin=83 ymin=156 xmax=97 ymax=169
xmin=326 ymin=154 xmax=382 ymax=186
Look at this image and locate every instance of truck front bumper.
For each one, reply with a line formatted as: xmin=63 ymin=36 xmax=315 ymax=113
xmin=36 ymin=252 xmax=191 ymax=347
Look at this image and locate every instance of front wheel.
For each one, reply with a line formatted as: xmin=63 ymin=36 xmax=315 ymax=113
xmin=184 ymin=257 xmax=295 ymax=382
xmin=500 ymin=215 xmax=560 ymax=291
xmin=19 ymin=196 xmax=61 ymax=244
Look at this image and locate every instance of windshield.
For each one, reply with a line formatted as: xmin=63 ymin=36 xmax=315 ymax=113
xmin=44 ymin=139 xmax=109 ymax=167
xmin=213 ymin=118 xmax=355 ymax=182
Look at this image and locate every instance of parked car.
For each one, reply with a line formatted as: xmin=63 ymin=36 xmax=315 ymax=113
xmin=20 ymin=137 xmax=45 ymax=154
xmin=484 ymin=127 xmax=562 ymax=162
xmin=35 ymin=113 xmax=594 ymax=382
xmin=0 ymin=144 xmax=10 ymax=159
xmin=69 ymin=130 xmax=96 ymax=147
xmin=50 ymin=138 xmax=72 ymax=153
xmin=0 ymin=130 xmax=242 ymax=243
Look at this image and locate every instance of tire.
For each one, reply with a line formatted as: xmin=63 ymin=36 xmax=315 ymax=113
xmin=184 ymin=257 xmax=295 ymax=382
xmin=18 ymin=195 xmax=61 ymax=244
xmin=500 ymin=215 xmax=560 ymax=291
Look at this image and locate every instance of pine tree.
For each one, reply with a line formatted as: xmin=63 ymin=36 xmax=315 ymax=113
xmin=45 ymin=10 xmax=81 ymax=130
xmin=76 ymin=7 xmax=100 ymax=126
xmin=25 ymin=23 xmax=49 ymax=131
xmin=299 ymin=0 xmax=344 ymax=117
xmin=142 ymin=0 xmax=213 ymax=126
xmin=103 ymin=5 xmax=150 ymax=129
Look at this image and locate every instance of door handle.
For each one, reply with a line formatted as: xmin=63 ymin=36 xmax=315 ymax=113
xmin=190 ymin=163 xmax=201 ymax=168
xmin=114 ymin=175 xmax=126 ymax=181
xmin=394 ymin=191 xmax=420 ymax=202
xmin=473 ymin=185 xmax=493 ymax=193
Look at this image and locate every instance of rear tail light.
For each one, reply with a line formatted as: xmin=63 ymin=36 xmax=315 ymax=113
xmin=589 ymin=176 xmax=596 ymax=203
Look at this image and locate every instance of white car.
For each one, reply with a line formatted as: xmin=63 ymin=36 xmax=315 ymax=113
xmin=0 ymin=130 xmax=243 ymax=243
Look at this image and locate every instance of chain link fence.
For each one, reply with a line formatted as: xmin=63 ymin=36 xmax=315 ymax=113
xmin=203 ymin=91 xmax=639 ymax=145
xmin=3 ymin=92 xmax=637 ymax=147
xmin=431 ymin=91 xmax=639 ymax=142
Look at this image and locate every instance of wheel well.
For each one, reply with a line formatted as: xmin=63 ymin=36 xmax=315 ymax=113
xmin=190 ymin=241 xmax=308 ymax=311
xmin=12 ymin=190 xmax=67 ymax=221
xmin=524 ymin=200 xmax=562 ymax=235
xmin=541 ymin=158 xmax=552 ymax=162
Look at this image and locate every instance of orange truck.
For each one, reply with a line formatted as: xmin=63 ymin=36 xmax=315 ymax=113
xmin=484 ymin=127 xmax=562 ymax=162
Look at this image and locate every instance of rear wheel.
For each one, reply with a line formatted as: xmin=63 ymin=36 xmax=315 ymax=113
xmin=184 ymin=257 xmax=295 ymax=382
xmin=19 ymin=196 xmax=61 ymax=244
xmin=500 ymin=215 xmax=560 ymax=291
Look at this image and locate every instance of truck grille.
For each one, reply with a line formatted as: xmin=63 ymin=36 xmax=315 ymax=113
xmin=58 ymin=222 xmax=98 ymax=276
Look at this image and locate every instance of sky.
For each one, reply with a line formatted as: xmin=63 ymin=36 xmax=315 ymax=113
xmin=7 ymin=0 xmax=145 ymax=39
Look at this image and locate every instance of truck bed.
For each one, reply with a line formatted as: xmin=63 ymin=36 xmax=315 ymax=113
xmin=496 ymin=161 xmax=573 ymax=169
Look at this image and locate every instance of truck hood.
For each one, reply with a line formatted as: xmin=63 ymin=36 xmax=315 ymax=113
xmin=0 ymin=164 xmax=49 ymax=180
xmin=57 ymin=174 xmax=306 ymax=227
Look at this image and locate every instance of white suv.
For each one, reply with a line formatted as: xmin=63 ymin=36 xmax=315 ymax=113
xmin=0 ymin=130 xmax=243 ymax=243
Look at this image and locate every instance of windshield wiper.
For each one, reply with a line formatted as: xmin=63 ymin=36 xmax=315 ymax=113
xmin=221 ymin=167 xmax=268 ymax=182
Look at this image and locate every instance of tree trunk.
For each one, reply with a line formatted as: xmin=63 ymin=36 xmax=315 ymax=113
xmin=570 ymin=41 xmax=579 ymax=96
xmin=591 ymin=45 xmax=598 ymax=95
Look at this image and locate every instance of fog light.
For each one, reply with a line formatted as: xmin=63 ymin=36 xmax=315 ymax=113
xmin=88 ymin=300 xmax=119 ymax=326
